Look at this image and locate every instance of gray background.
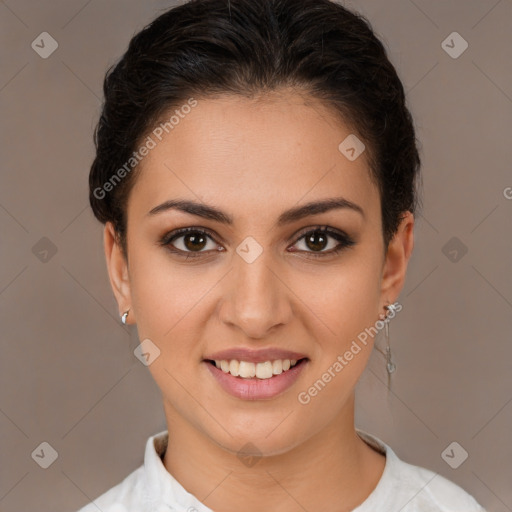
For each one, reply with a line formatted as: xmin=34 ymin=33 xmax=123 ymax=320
xmin=1 ymin=1 xmax=511 ymax=511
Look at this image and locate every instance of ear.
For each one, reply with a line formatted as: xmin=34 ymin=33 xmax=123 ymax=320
xmin=104 ymin=222 xmax=134 ymax=324
xmin=379 ymin=211 xmax=415 ymax=309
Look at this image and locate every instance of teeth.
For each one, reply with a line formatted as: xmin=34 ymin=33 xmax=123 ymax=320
xmin=213 ymin=358 xmax=301 ymax=379
xmin=256 ymin=361 xmax=273 ymax=379
xmin=238 ymin=361 xmax=256 ymax=378
xmin=272 ymin=360 xmax=282 ymax=375
xmin=229 ymin=359 xmax=239 ymax=377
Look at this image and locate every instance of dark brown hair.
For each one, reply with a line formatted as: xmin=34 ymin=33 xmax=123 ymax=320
xmin=89 ymin=0 xmax=422 ymax=257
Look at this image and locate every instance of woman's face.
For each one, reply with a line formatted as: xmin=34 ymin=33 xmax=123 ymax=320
xmin=105 ymin=90 xmax=413 ymax=456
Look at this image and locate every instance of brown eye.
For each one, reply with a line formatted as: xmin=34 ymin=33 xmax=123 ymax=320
xmin=160 ymin=227 xmax=219 ymax=257
xmin=304 ymin=231 xmax=329 ymax=252
xmin=182 ymin=232 xmax=208 ymax=251
xmin=290 ymin=227 xmax=355 ymax=257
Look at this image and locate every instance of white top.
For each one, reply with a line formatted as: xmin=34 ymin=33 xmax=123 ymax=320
xmin=76 ymin=429 xmax=486 ymax=512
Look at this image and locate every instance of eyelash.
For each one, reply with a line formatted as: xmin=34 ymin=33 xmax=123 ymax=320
xmin=159 ymin=226 xmax=355 ymax=260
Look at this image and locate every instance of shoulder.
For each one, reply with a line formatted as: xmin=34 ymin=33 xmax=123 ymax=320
xmin=392 ymin=456 xmax=486 ymax=512
xmin=355 ymin=429 xmax=486 ymax=512
xmin=75 ymin=465 xmax=146 ymax=512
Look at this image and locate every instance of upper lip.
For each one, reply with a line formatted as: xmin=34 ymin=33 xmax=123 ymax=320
xmin=204 ymin=347 xmax=308 ymax=364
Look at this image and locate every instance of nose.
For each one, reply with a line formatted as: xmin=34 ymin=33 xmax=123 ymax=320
xmin=218 ymin=248 xmax=293 ymax=339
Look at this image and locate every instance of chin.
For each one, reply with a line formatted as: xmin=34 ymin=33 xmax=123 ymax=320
xmin=206 ymin=411 xmax=308 ymax=458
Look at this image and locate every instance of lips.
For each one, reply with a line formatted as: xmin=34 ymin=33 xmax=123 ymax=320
xmin=204 ymin=358 xmax=308 ymax=400
xmin=203 ymin=347 xmax=309 ymax=400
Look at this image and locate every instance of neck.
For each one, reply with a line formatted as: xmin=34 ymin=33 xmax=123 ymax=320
xmin=162 ymin=393 xmax=386 ymax=512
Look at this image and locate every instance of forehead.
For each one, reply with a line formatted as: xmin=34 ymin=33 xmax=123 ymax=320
xmin=128 ymin=91 xmax=379 ymax=224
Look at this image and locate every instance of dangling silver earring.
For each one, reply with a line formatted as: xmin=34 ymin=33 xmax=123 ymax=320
xmin=384 ymin=304 xmax=396 ymax=375
xmin=376 ymin=303 xmax=397 ymax=392
xmin=121 ymin=309 xmax=130 ymax=325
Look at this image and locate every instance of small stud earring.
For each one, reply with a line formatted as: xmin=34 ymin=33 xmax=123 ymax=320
xmin=121 ymin=309 xmax=130 ymax=325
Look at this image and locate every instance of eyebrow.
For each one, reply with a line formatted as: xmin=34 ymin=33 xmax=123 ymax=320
xmin=147 ymin=196 xmax=365 ymax=225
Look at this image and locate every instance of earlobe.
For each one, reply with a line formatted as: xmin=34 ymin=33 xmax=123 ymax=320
xmin=103 ymin=222 xmax=133 ymax=322
xmin=380 ymin=211 xmax=415 ymax=306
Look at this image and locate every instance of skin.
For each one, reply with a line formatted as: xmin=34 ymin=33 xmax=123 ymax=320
xmin=104 ymin=89 xmax=414 ymax=512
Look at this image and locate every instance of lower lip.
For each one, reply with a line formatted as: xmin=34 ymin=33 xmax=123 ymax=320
xmin=204 ymin=359 xmax=308 ymax=400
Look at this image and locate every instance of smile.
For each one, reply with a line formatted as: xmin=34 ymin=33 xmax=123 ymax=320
xmin=204 ymin=358 xmax=309 ymax=400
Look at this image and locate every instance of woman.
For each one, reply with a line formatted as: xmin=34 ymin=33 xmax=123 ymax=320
xmin=79 ymin=0 xmax=486 ymax=510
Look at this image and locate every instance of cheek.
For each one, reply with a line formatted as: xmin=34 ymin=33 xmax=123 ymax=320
xmin=127 ymin=248 xmax=220 ymax=393
xmin=295 ymin=255 xmax=383 ymax=351
xmin=128 ymin=253 xmax=209 ymax=407
xmin=292 ymin=264 xmax=381 ymax=424
xmin=128 ymin=246 xmax=211 ymax=339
